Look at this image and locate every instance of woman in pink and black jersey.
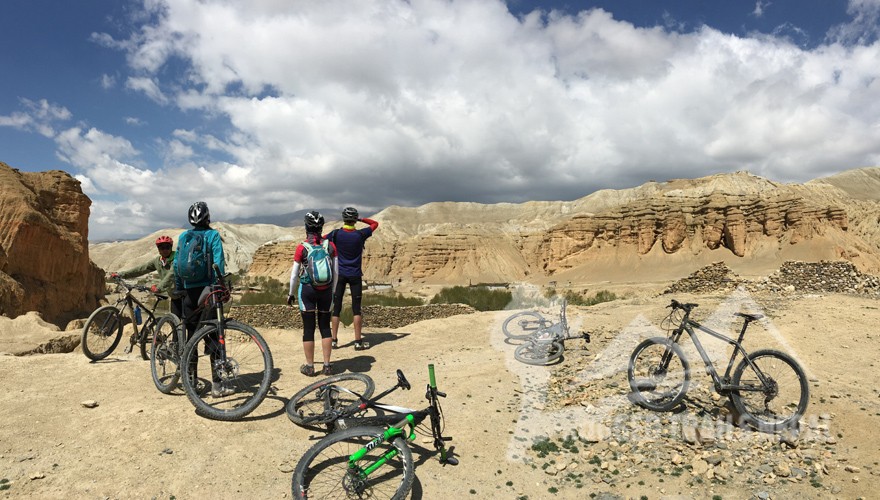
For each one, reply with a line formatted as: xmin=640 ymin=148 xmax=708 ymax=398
xmin=288 ymin=211 xmax=338 ymax=377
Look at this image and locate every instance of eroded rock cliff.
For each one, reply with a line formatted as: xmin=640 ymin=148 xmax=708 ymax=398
xmin=0 ymin=162 xmax=104 ymax=326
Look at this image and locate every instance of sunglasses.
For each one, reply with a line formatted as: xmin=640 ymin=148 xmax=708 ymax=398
xmin=157 ymin=244 xmax=173 ymax=250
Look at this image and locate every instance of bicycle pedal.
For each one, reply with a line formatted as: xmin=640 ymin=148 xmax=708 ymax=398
xmin=123 ymin=345 xmax=133 ymax=354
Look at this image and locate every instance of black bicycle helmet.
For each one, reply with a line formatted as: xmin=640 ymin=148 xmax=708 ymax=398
xmin=188 ymin=201 xmax=210 ymax=226
xmin=341 ymin=206 xmax=359 ymax=223
xmin=304 ymin=210 xmax=324 ymax=232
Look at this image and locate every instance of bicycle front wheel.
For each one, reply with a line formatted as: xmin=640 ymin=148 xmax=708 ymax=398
xmin=514 ymin=340 xmax=564 ymax=365
xmin=150 ymin=314 xmax=182 ymax=394
xmin=627 ymin=337 xmax=690 ymax=412
xmin=81 ymin=305 xmax=124 ymax=361
xmin=730 ymin=349 xmax=809 ymax=431
xmin=180 ymin=320 xmax=274 ymax=421
xmin=292 ymin=426 xmax=414 ymax=500
xmin=287 ymin=373 xmax=376 ymax=429
xmin=502 ymin=311 xmax=548 ymax=340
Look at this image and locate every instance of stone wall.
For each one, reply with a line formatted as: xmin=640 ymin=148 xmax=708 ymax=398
xmin=227 ymin=303 xmax=476 ymax=330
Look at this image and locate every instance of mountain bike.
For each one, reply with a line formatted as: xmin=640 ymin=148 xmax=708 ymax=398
xmin=504 ymin=299 xmax=591 ymax=365
xmin=291 ymin=364 xmax=457 ymax=499
xmin=179 ymin=265 xmax=274 ymax=421
xmin=81 ymin=276 xmax=168 ymax=361
xmin=627 ymin=299 xmax=809 ymax=431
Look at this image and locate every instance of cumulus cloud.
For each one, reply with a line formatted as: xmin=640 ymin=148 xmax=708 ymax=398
xmin=55 ymin=0 xmax=880 ymax=239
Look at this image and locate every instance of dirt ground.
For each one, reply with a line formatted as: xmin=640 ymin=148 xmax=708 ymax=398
xmin=1 ymin=282 xmax=878 ymax=499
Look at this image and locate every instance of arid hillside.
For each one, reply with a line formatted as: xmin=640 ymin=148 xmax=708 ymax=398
xmin=90 ymin=168 xmax=880 ymax=288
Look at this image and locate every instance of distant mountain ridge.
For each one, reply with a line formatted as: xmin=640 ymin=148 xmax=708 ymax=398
xmin=89 ymin=167 xmax=880 ymax=286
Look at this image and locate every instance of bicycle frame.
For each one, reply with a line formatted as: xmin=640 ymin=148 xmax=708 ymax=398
xmin=344 ymin=364 xmax=454 ymax=479
xmin=109 ymin=280 xmax=163 ymax=347
xmin=670 ymin=312 xmax=772 ymax=394
xmin=182 ymin=265 xmax=234 ymax=381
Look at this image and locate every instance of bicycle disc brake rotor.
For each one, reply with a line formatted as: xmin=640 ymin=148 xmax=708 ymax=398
xmin=342 ymin=467 xmax=367 ymax=495
xmin=218 ymin=358 xmax=240 ymax=380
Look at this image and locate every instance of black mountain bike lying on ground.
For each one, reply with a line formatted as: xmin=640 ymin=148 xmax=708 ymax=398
xmin=81 ymin=276 xmax=168 ymax=361
xmin=177 ymin=265 xmax=274 ymax=421
xmin=502 ymin=299 xmax=591 ymax=365
xmin=627 ymin=299 xmax=809 ymax=431
xmin=291 ymin=365 xmax=457 ymax=499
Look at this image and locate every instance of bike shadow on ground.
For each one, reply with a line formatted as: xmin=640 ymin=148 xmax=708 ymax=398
xmin=188 ymin=367 xmax=287 ymax=422
xmin=408 ymin=443 xmax=458 ymax=499
xmin=88 ymin=357 xmax=129 ymax=364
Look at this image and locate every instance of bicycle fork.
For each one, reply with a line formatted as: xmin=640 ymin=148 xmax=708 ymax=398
xmin=348 ymin=420 xmax=411 ymax=479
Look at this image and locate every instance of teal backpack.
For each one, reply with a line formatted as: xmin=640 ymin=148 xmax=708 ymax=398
xmin=300 ymin=240 xmax=333 ymax=287
xmin=177 ymin=230 xmax=212 ymax=284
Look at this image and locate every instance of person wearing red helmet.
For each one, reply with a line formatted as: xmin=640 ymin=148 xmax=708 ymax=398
xmin=110 ymin=235 xmax=181 ymax=316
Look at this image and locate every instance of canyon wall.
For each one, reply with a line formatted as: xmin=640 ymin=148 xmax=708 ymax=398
xmin=0 ymin=162 xmax=104 ymax=326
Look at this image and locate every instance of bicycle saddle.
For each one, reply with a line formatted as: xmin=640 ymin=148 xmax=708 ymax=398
xmin=734 ymin=312 xmax=764 ymax=322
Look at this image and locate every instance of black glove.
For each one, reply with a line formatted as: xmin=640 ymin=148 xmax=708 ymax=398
xmin=287 ymin=295 xmax=295 ymax=306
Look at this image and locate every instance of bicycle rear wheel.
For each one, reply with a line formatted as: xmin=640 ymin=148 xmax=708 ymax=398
xmin=138 ymin=317 xmax=155 ymax=361
xmin=627 ymin=337 xmax=690 ymax=412
xmin=180 ymin=320 xmax=274 ymax=421
xmin=502 ymin=311 xmax=548 ymax=340
xmin=730 ymin=349 xmax=809 ymax=431
xmin=81 ymin=305 xmax=124 ymax=361
xmin=514 ymin=340 xmax=564 ymax=365
xmin=150 ymin=314 xmax=182 ymax=394
xmin=292 ymin=426 xmax=414 ymax=500
xmin=286 ymin=373 xmax=376 ymax=429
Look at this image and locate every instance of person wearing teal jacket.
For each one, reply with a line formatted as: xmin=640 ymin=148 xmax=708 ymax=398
xmin=174 ymin=201 xmax=229 ymax=397
xmin=112 ymin=235 xmax=180 ymax=316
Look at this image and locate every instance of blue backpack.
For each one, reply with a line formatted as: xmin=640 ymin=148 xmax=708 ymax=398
xmin=300 ymin=240 xmax=333 ymax=287
xmin=177 ymin=230 xmax=212 ymax=284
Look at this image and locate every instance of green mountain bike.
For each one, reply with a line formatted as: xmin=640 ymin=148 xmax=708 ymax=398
xmin=291 ymin=364 xmax=457 ymax=499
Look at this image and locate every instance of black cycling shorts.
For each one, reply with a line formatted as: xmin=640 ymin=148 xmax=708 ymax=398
xmin=332 ymin=275 xmax=363 ymax=316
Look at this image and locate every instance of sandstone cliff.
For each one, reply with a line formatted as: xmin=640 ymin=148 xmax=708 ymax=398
xmin=247 ymin=169 xmax=880 ymax=284
xmin=91 ymin=168 xmax=880 ymax=287
xmin=0 ymin=162 xmax=104 ymax=326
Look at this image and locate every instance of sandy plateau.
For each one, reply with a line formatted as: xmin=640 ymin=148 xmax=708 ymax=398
xmin=1 ymin=278 xmax=878 ymax=499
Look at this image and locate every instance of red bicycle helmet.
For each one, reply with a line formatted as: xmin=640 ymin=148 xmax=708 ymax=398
xmin=155 ymin=235 xmax=173 ymax=246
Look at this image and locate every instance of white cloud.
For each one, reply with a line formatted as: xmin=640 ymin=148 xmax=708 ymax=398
xmin=0 ymin=98 xmax=71 ymax=137
xmin=55 ymin=0 xmax=880 ymax=239
xmin=125 ymin=76 xmax=169 ymax=104
xmin=828 ymin=0 xmax=880 ymax=44
xmin=100 ymin=74 xmax=116 ymax=89
xmin=752 ymin=1 xmax=771 ymax=18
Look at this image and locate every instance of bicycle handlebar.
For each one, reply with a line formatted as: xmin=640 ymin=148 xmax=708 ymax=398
xmin=112 ymin=276 xmax=164 ymax=297
xmin=668 ymin=299 xmax=698 ymax=313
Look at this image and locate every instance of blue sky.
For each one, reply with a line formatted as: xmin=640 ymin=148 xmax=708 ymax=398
xmin=2 ymin=0 xmax=879 ymax=241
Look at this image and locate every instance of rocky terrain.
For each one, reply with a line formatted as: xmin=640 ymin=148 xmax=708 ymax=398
xmin=0 ymin=162 xmax=103 ymax=327
xmin=1 ymin=266 xmax=878 ymax=499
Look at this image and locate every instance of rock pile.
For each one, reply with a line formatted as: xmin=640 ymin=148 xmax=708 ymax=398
xmin=228 ymin=303 xmax=476 ymax=331
xmin=663 ymin=260 xmax=880 ymax=298
xmin=663 ymin=262 xmax=743 ymax=294
xmin=754 ymin=260 xmax=880 ymax=296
